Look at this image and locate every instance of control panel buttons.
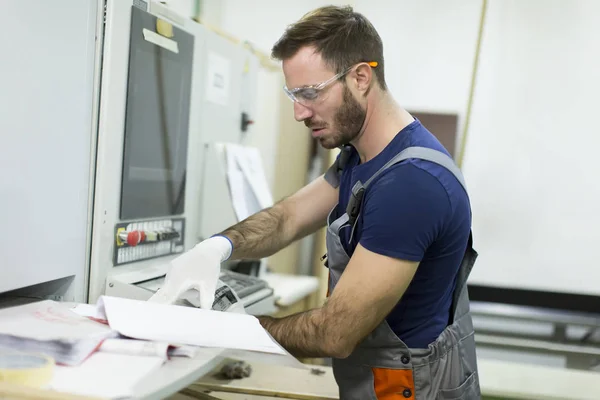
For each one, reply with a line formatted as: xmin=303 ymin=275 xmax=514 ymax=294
xmin=113 ymin=218 xmax=185 ymax=266
xmin=117 ymin=227 xmax=179 ymax=247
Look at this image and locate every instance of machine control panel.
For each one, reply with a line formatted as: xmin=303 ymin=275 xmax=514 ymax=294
xmin=113 ymin=218 xmax=185 ymax=266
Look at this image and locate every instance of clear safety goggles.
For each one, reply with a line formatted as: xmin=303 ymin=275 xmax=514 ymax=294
xmin=283 ymin=61 xmax=378 ymax=107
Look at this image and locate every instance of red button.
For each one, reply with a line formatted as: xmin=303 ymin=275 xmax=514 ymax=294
xmin=127 ymin=231 xmax=141 ymax=246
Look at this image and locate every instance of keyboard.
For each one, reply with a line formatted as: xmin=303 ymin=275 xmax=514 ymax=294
xmin=219 ymin=269 xmax=268 ymax=299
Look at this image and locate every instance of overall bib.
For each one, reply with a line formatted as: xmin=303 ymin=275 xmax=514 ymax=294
xmin=324 ymin=146 xmax=480 ymax=400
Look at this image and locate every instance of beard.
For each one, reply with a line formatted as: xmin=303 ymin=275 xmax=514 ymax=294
xmin=308 ymin=85 xmax=366 ymax=149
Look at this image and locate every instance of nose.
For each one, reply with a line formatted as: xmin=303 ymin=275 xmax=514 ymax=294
xmin=293 ymin=101 xmax=313 ymax=122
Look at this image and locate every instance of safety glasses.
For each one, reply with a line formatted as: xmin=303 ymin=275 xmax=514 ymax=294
xmin=283 ymin=61 xmax=378 ymax=107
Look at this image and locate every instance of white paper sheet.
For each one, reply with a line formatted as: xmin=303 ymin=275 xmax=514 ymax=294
xmin=49 ymin=352 xmax=164 ymax=399
xmin=225 ymin=144 xmax=274 ymax=222
xmin=226 ymin=146 xmax=251 ymax=221
xmin=230 ymin=145 xmax=273 ymax=208
xmin=99 ymin=296 xmax=286 ymax=355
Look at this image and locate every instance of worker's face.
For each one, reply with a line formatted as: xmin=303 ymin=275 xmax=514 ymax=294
xmin=282 ymin=47 xmax=366 ymax=149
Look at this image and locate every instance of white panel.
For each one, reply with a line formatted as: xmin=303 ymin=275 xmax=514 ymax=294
xmin=463 ymin=0 xmax=600 ymax=296
xmin=198 ymin=31 xmax=244 ymax=145
xmin=0 ymin=1 xmax=98 ymax=299
xmin=354 ymin=0 xmax=481 ymax=115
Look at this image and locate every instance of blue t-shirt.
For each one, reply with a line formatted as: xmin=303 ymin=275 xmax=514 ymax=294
xmin=332 ymin=119 xmax=472 ymax=348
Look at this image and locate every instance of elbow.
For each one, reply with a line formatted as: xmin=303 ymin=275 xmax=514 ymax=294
xmin=327 ymin=336 xmax=357 ymax=359
xmin=330 ymin=347 xmax=353 ymax=360
xmin=318 ymin=308 xmax=361 ymax=359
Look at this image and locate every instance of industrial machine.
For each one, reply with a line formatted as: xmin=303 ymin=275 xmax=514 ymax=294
xmin=88 ymin=1 xmax=275 ymax=315
xmin=0 ymin=0 xmax=275 ymax=315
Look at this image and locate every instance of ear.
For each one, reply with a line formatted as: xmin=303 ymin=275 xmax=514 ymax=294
xmin=350 ymin=63 xmax=374 ymax=94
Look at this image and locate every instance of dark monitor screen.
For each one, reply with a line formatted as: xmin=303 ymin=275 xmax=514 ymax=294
xmin=120 ymin=6 xmax=194 ymax=220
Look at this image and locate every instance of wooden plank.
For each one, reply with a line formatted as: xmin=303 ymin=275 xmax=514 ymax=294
xmin=210 ymin=392 xmax=283 ymax=400
xmin=177 ymin=388 xmax=223 ymax=400
xmin=188 ymin=385 xmax=336 ymax=400
xmin=178 ymin=389 xmax=282 ymax=400
xmin=190 ymin=361 xmax=338 ymax=400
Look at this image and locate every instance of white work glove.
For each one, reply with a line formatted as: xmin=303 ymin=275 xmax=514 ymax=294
xmin=148 ymin=235 xmax=233 ymax=309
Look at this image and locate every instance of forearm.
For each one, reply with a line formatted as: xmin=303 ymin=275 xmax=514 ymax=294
xmin=257 ymin=308 xmax=349 ymax=359
xmin=219 ymin=202 xmax=295 ymax=260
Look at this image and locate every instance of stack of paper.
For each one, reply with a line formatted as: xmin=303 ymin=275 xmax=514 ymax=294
xmin=0 ymin=300 xmax=116 ymax=366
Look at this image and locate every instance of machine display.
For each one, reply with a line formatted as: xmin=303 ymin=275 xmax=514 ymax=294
xmin=121 ymin=6 xmax=193 ymax=221
xmin=114 ymin=6 xmax=193 ymax=265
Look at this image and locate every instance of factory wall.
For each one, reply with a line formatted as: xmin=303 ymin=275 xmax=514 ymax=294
xmin=461 ymin=0 xmax=600 ymax=297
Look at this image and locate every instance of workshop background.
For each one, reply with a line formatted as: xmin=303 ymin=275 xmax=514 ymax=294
xmin=1 ymin=0 xmax=598 ymax=399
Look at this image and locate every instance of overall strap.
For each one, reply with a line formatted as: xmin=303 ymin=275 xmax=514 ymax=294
xmin=347 ymin=146 xmax=467 ymax=226
xmin=324 ymin=145 xmax=353 ymax=189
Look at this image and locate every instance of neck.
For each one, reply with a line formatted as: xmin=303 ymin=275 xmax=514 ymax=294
xmin=351 ymin=91 xmax=414 ymax=163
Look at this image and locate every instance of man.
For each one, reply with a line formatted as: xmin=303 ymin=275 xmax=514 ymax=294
xmin=152 ymin=5 xmax=480 ymax=400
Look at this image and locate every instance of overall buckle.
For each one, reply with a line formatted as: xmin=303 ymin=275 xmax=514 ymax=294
xmin=346 ymin=181 xmax=365 ymax=226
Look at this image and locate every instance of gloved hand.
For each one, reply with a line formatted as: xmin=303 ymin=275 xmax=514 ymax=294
xmin=148 ymin=235 xmax=233 ymax=309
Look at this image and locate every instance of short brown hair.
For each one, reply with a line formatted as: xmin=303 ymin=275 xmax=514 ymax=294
xmin=271 ymin=5 xmax=387 ymax=90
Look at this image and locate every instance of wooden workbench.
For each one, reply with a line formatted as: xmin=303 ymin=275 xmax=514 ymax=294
xmin=171 ymin=358 xmax=600 ymax=400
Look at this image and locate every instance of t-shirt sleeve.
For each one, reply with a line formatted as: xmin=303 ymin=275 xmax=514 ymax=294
xmin=359 ymin=164 xmax=450 ymax=261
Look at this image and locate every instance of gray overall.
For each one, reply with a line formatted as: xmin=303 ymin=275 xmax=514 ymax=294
xmin=324 ymin=146 xmax=480 ymax=400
